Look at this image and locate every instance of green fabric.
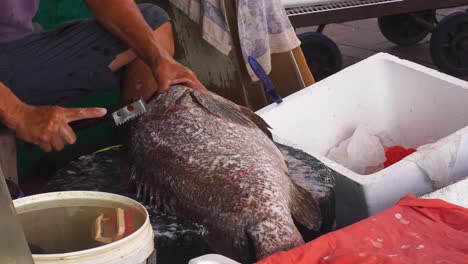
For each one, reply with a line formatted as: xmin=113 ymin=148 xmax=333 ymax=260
xmin=17 ymin=92 xmax=120 ymax=183
xmin=19 ymin=2 xmax=120 ymax=183
xmin=33 ymin=0 xmax=93 ymax=30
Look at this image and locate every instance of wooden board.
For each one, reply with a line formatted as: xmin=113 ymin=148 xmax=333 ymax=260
xmin=155 ymin=0 xmax=311 ymax=111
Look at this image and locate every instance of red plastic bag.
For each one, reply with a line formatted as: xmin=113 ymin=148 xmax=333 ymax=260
xmin=257 ymin=195 xmax=468 ymax=264
xmin=384 ymin=146 xmax=416 ymax=168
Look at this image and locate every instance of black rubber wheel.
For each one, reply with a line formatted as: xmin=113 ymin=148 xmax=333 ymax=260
xmin=378 ymin=10 xmax=436 ymax=46
xmin=298 ymin=32 xmax=342 ymax=81
xmin=430 ymin=12 xmax=468 ymax=77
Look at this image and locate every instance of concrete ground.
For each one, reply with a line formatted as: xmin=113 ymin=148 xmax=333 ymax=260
xmin=297 ymin=6 xmax=468 ymax=81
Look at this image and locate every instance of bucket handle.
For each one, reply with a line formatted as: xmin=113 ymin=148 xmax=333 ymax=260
xmin=91 ymin=208 xmax=126 ymax=244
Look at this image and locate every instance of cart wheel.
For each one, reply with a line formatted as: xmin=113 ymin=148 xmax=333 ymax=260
xmin=298 ymin=32 xmax=342 ymax=81
xmin=430 ymin=12 xmax=468 ymax=77
xmin=378 ymin=10 xmax=436 ymax=46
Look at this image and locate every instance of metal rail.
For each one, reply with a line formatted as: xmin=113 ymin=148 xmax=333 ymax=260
xmin=286 ymin=0 xmax=468 ymax=28
xmin=286 ymin=0 xmax=401 ymax=16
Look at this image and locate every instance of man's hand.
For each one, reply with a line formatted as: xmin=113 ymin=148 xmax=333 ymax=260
xmin=13 ymin=105 xmax=106 ymax=152
xmin=153 ymin=56 xmax=206 ymax=93
xmin=85 ymin=0 xmax=206 ymax=94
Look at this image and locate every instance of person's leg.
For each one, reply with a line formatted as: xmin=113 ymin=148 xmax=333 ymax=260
xmin=0 ymin=3 xmax=171 ymax=107
xmin=107 ymin=3 xmax=175 ymax=103
xmin=116 ymin=21 xmax=175 ymax=103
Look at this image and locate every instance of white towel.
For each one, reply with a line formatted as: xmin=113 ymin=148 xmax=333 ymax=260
xmin=169 ymin=0 xmax=301 ymax=81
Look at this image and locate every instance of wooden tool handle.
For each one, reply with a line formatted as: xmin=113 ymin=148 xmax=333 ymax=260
xmin=69 ymin=114 xmax=112 ymax=131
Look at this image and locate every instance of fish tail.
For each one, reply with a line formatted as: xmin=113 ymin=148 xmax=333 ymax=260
xmin=289 ymin=181 xmax=322 ymax=231
xmin=247 ymin=217 xmax=304 ymax=260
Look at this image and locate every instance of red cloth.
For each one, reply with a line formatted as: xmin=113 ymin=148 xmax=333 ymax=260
xmin=384 ymin=146 xmax=417 ymax=168
xmin=258 ymin=195 xmax=468 ymax=264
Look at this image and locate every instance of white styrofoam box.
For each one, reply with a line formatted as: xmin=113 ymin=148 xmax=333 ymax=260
xmin=188 ymin=254 xmax=240 ymax=264
xmin=422 ymin=177 xmax=468 ymax=208
xmin=256 ymin=53 xmax=468 ymax=227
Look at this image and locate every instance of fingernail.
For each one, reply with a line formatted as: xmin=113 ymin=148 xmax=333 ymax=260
xmin=99 ymin=108 xmax=107 ymax=115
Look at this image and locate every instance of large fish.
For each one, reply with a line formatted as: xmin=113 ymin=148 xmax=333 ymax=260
xmin=130 ymin=85 xmax=322 ymax=262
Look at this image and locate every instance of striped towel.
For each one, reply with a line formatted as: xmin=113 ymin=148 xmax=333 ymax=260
xmin=169 ymin=0 xmax=300 ymax=81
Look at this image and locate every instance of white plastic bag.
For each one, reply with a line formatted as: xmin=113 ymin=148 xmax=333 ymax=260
xmin=327 ymin=125 xmax=386 ymax=174
xmin=412 ymin=135 xmax=462 ymax=189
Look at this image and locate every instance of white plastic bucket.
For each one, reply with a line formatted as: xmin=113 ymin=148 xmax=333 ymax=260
xmin=13 ymin=191 xmax=155 ymax=264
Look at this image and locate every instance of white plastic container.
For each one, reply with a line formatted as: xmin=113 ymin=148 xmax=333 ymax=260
xmin=13 ymin=191 xmax=155 ymax=264
xmin=422 ymin=177 xmax=468 ymax=208
xmin=257 ymin=53 xmax=468 ymax=227
xmin=189 ymin=254 xmax=240 ymax=264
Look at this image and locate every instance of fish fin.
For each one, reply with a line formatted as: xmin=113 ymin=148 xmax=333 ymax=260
xmin=190 ymin=91 xmax=256 ymax=128
xmin=289 ymin=181 xmax=322 ymax=231
xmin=239 ymin=106 xmax=273 ymax=140
xmin=246 ymin=218 xmax=304 ymax=261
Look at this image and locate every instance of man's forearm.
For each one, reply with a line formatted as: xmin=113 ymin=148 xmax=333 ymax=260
xmin=0 ymin=81 xmax=24 ymax=130
xmin=84 ymin=0 xmax=167 ymax=68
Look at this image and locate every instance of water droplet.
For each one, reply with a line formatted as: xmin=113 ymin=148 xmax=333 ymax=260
xmin=416 ymin=244 xmax=425 ymax=250
xmin=372 ymin=241 xmax=383 ymax=248
xmin=400 ymin=219 xmax=410 ymax=225
xmin=136 ymin=182 xmax=143 ymax=199
xmin=401 ymin=244 xmax=410 ymax=249
xmin=143 ymin=183 xmax=149 ymax=201
xmin=395 ymin=213 xmax=402 ymax=219
xmin=365 ymin=237 xmax=383 ymax=248
xmin=149 ymin=191 xmax=154 ymax=206
xmin=130 ymin=167 xmax=136 ymax=181
xmin=154 ymin=194 xmax=160 ymax=209
xmin=408 ymin=232 xmax=421 ymax=239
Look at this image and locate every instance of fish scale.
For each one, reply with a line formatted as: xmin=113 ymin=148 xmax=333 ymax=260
xmin=130 ymin=85 xmax=323 ymax=262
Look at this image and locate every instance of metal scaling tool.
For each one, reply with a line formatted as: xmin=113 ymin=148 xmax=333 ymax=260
xmin=111 ymin=99 xmax=148 ymax=126
xmin=23 ymin=98 xmax=147 ymax=149
xmin=69 ymin=98 xmax=147 ymax=131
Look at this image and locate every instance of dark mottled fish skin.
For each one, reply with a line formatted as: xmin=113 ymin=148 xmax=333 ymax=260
xmin=42 ymin=147 xmax=213 ymax=264
xmin=43 ymin=140 xmax=335 ymax=264
xmin=130 ymin=85 xmax=322 ymax=262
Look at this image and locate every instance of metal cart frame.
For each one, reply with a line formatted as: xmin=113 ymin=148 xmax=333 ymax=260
xmin=285 ymin=0 xmax=468 ymax=79
xmin=286 ymin=0 xmax=467 ymax=27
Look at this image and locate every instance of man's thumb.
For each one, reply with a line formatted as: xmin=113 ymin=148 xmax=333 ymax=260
xmin=158 ymin=78 xmax=170 ymax=92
